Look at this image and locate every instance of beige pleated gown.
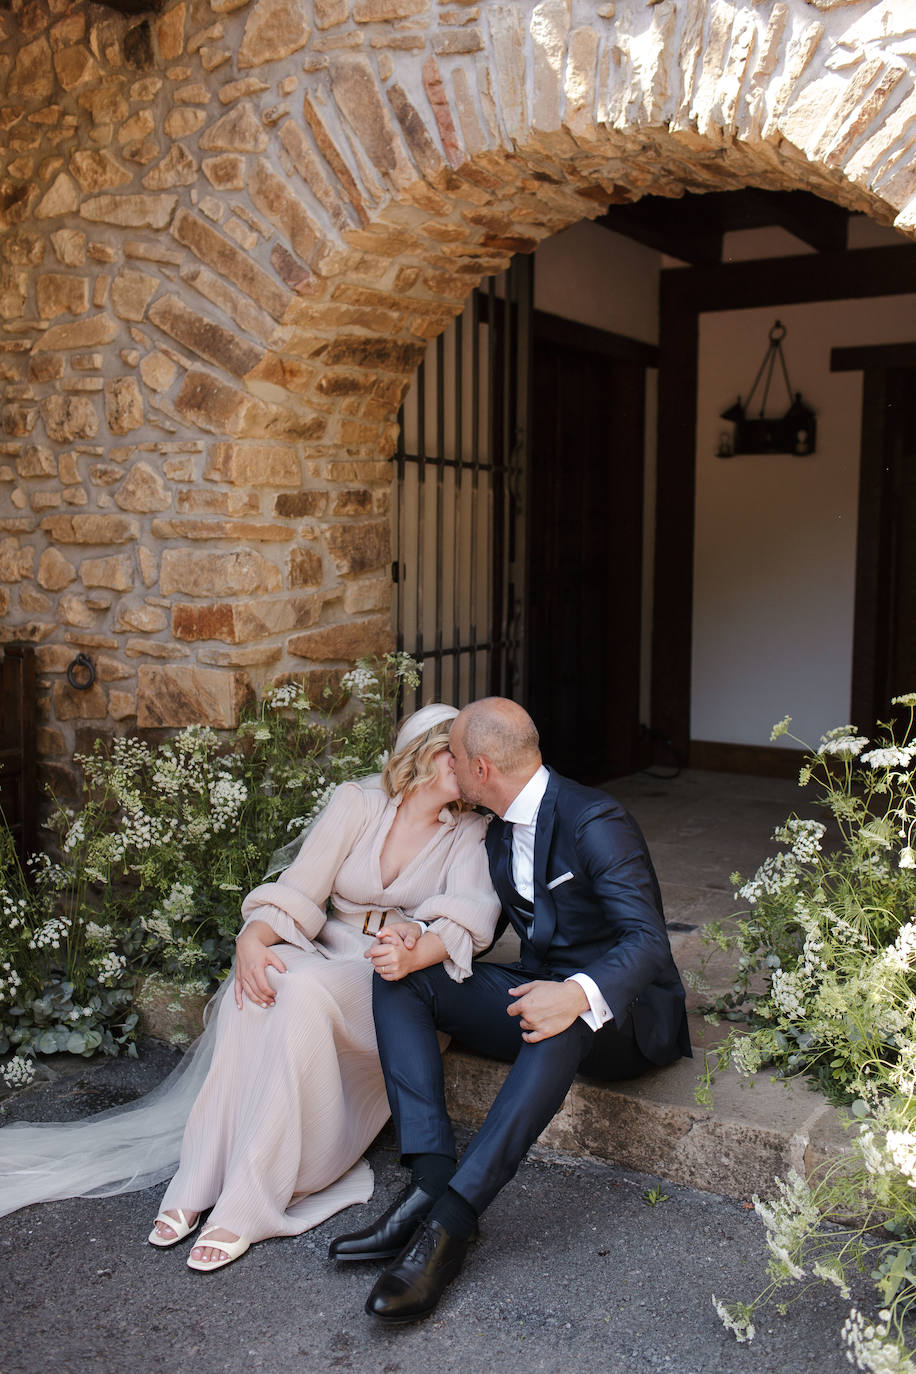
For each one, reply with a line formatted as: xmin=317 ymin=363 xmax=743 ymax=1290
xmin=158 ymin=781 xmax=499 ymax=1243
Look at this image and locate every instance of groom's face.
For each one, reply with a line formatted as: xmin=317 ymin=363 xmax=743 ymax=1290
xmin=448 ymin=721 xmax=483 ymax=806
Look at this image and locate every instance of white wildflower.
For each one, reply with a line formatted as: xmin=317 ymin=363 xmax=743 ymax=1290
xmin=813 ymin=1259 xmax=851 ymax=1298
xmin=770 ymin=716 xmax=792 ymax=741
xmin=712 ymin=1296 xmax=755 ymax=1343
xmin=96 ymin=952 xmax=127 ymax=985
xmin=820 ymin=734 xmax=869 ymax=759
xmin=770 ymin=968 xmax=807 ymax=1019
xmin=892 ymin=693 xmax=916 ymax=708
xmin=842 ymin=1307 xmax=916 ymax=1374
xmin=899 ymin=848 xmax=916 ymax=870
xmin=885 ymin=1131 xmax=916 ymax=1188
xmin=861 ymin=747 xmax=914 ymax=771
xmin=2 ymin=1055 xmax=35 ymax=1090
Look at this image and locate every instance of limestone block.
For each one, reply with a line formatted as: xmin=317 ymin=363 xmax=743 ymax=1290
xmin=148 ymin=295 xmax=263 ymax=378
xmin=199 ymin=645 xmax=283 ymax=667
xmin=50 ymin=229 xmax=87 ymax=266
xmin=70 ymin=149 xmax=132 ymax=194
xmin=50 ymin=14 xmax=86 ymax=52
xmin=315 ymin=0 xmax=349 ymax=28
xmin=40 ymin=396 xmax=99 ymax=442
xmin=114 ymin=461 xmax=171 ymax=512
xmin=78 ymin=81 xmax=129 ymax=125
xmin=81 ymin=554 xmax=134 ymax=590
xmin=170 ymin=210 xmax=291 ymax=320
xmin=387 ymin=83 xmax=445 ymax=180
xmin=137 ymin=546 xmax=158 ymax=587
xmin=203 ymin=441 xmax=300 ymax=486
xmin=152 ymin=517 xmax=292 ymax=541
xmin=108 ymin=689 xmax=137 ymax=720
xmin=111 ymin=268 xmax=159 ymax=321
xmin=37 ymin=547 xmax=77 ymax=590
xmin=275 ymin=490 xmax=326 ymax=517
xmin=530 ymin=0 xmax=570 ymax=132
xmin=40 ymin=513 xmax=138 ymax=544
xmin=486 ymin=5 xmax=528 ymax=141
xmin=173 ymin=82 xmax=211 ymax=105
xmin=59 ymin=594 xmax=96 ymax=626
xmin=36 ymin=274 xmax=90 ymax=319
xmin=217 ymin=77 xmax=271 ymax=104
xmin=329 ymin=55 xmax=414 ymax=189
xmin=238 ymin=0 xmax=311 ymax=69
xmin=332 ymin=488 xmax=371 ymax=515
xmin=142 ymin=145 xmax=198 ymax=190
xmin=32 ymin=314 xmax=117 ymax=351
xmin=139 ymin=352 xmax=177 ymax=391
xmin=2 ymin=231 xmax=44 ymax=266
xmin=156 ymin=3 xmax=186 ymax=60
xmin=0 ymin=268 xmax=28 ymax=320
xmin=343 ymin=574 xmax=390 ymax=614
xmin=34 ymin=173 xmax=80 ymax=220
xmin=248 ymin=159 xmax=319 ymax=261
xmin=113 ymin=601 xmax=167 ymax=632
xmin=80 ymin=194 xmax=178 ymax=229
xmin=160 ymin=547 xmax=282 ymax=596
xmin=105 ymin=378 xmax=144 ymax=435
xmin=162 ymin=457 xmax=195 ymax=481
xmin=201 ymin=154 xmax=246 ymax=190
xmin=0 ymin=538 xmax=35 ymax=581
xmin=29 ymin=357 xmax=64 ymax=383
xmin=3 ymin=404 xmax=37 ymax=438
xmin=172 ymin=592 xmax=319 ymax=642
xmin=164 ymin=107 xmax=206 ymax=138
xmin=37 ymin=726 xmax=66 ymax=755
xmin=36 ymin=644 xmax=77 ymax=673
xmin=173 ymin=370 xmax=267 ymax=437
xmin=289 ymin=546 xmax=323 ymax=587
xmin=432 ymin=30 xmax=483 ymax=55
xmin=54 ymin=46 xmax=102 ymax=93
xmin=97 ymin=654 xmax=135 ymax=680
xmin=176 ymin=489 xmax=260 ymax=515
xmin=353 ymin=0 xmax=426 ymax=18
xmin=136 ymin=664 xmax=252 ymax=727
xmin=198 ymin=101 xmax=269 ymax=153
xmin=9 ymin=37 xmax=53 ymax=101
xmin=287 ymin=614 xmax=391 ymax=661
xmin=53 ymin=681 xmax=108 ymax=720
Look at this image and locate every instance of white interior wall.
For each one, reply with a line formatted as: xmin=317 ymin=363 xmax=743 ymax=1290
xmin=692 ymin=293 xmax=916 ymax=750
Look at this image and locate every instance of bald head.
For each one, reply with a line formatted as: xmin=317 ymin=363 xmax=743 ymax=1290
xmin=449 ymin=698 xmax=541 ymax=812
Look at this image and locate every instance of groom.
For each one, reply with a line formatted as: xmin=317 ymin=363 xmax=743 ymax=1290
xmin=330 ymin=697 xmax=691 ymax=1323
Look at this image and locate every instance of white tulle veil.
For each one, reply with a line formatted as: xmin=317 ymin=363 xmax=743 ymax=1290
xmin=0 ymin=702 xmax=460 ymax=1221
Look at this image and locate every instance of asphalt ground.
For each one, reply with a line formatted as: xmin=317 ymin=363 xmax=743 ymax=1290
xmin=0 ymin=1042 xmax=876 ymax=1374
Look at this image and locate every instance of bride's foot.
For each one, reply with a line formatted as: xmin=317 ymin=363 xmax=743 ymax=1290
xmin=187 ymin=1226 xmax=251 ymax=1272
xmin=148 ymin=1208 xmax=200 ymax=1247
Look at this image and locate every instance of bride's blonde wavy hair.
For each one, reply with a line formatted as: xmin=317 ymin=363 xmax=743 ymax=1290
xmin=381 ymin=720 xmax=468 ymax=812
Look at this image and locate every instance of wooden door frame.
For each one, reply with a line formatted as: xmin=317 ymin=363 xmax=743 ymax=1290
xmin=652 ymin=243 xmax=916 ymax=762
xmin=831 ymin=342 xmax=916 ymax=729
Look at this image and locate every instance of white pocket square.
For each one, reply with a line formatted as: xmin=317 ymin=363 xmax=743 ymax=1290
xmin=547 ymin=871 xmax=574 ymax=890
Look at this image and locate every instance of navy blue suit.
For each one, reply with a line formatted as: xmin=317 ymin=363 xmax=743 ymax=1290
xmin=373 ymin=769 xmax=690 ymax=1215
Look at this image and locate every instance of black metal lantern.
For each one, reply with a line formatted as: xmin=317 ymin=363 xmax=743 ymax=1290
xmin=718 ymin=320 xmax=816 ymax=457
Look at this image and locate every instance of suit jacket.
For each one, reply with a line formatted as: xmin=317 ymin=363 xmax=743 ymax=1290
xmin=485 ymin=768 xmax=691 ymax=1066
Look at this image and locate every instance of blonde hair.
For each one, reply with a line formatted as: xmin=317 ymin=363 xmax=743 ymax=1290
xmin=382 ymin=720 xmax=467 ymax=810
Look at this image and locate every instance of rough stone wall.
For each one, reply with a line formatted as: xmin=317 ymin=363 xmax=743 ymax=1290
xmin=0 ymin=0 xmax=914 ymax=788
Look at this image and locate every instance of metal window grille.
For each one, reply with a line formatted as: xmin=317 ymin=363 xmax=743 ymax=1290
xmin=392 ymin=258 xmax=533 ymax=714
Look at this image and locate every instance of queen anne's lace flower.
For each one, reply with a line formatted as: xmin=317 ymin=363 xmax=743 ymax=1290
xmin=712 ymin=1297 xmax=755 ymax=1343
xmin=861 ymin=747 xmax=915 ymax=771
xmin=1 ymin=1055 xmax=35 ymax=1090
xmin=842 ymin=1308 xmax=916 ymax=1373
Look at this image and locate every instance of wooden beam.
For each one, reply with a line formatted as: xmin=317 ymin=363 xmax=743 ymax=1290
xmin=662 ymin=244 xmax=916 ymax=313
xmin=832 ymin=341 xmax=916 ymax=372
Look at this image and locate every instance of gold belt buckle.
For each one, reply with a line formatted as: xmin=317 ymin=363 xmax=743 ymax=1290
xmin=362 ymin=909 xmax=388 ymax=936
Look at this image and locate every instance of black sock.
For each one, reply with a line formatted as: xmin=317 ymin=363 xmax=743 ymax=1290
xmin=428 ymin=1186 xmax=478 ymax=1240
xmin=407 ymin=1152 xmax=456 ymax=1197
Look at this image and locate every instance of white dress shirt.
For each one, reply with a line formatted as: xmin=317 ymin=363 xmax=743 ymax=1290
xmin=502 ymin=767 xmax=612 ymax=1032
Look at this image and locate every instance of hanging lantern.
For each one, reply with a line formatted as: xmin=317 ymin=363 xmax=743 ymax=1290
xmin=718 ymin=321 xmax=817 ymax=457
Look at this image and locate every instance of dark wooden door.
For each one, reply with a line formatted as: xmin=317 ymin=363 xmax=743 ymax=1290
xmin=881 ymin=372 xmax=916 ymax=711
xmin=527 ymin=321 xmax=646 ymax=782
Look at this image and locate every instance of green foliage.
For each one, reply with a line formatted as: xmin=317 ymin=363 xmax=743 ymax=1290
xmin=703 ymin=698 xmax=916 ymax=1371
xmin=0 ymin=653 xmax=419 ymax=1084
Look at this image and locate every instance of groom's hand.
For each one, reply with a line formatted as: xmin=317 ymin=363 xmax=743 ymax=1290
xmin=507 ymin=980 xmax=589 ymax=1042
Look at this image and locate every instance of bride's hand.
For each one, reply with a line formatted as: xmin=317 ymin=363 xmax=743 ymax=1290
xmin=364 ymin=924 xmax=422 ymax=981
xmin=235 ymin=927 xmax=287 ymax=1009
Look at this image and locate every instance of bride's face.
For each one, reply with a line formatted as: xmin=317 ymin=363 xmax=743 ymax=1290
xmin=423 ymin=746 xmax=461 ymax=807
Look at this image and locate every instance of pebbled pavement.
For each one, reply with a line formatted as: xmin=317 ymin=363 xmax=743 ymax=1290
xmin=0 ymin=1044 xmax=873 ymax=1374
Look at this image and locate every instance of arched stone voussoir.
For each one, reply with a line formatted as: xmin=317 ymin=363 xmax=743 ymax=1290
xmin=1 ymin=0 xmax=914 ymax=756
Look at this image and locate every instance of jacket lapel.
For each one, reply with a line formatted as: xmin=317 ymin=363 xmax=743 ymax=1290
xmin=531 ymin=771 xmax=559 ymax=957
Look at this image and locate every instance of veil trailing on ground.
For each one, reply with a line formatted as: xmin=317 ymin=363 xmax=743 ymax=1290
xmin=0 ymin=704 xmax=461 ymax=1221
xmin=0 ymin=784 xmax=358 ymax=1220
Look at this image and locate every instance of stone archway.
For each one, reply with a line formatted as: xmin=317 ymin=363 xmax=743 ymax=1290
xmin=1 ymin=0 xmax=914 ymax=779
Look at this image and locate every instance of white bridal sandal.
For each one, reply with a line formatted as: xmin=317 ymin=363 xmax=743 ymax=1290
xmin=148 ymin=1208 xmax=200 ymax=1248
xmin=186 ymin=1228 xmax=251 ymax=1273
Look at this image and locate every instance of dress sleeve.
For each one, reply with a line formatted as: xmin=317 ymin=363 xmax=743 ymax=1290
xmin=239 ymin=782 xmax=370 ymax=946
xmin=412 ymin=815 xmax=500 ymax=981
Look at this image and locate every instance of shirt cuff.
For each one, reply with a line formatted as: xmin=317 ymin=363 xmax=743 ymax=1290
xmin=567 ymin=973 xmax=613 ymax=1032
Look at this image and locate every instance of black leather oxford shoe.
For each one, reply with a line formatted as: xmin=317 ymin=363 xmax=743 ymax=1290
xmin=364 ymin=1219 xmax=469 ymax=1324
xmin=328 ymin=1183 xmax=437 ymax=1263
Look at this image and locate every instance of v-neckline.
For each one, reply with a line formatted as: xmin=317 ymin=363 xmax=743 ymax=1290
xmin=376 ymin=796 xmax=447 ymax=892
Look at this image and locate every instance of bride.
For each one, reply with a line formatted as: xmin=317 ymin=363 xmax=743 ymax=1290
xmin=0 ymin=703 xmax=499 ymax=1272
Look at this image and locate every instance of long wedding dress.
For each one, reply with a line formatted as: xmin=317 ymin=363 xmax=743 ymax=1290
xmin=0 ymin=781 xmax=499 ymax=1236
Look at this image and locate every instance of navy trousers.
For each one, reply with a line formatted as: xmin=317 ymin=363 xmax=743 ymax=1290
xmin=372 ymin=961 xmax=652 ymax=1215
